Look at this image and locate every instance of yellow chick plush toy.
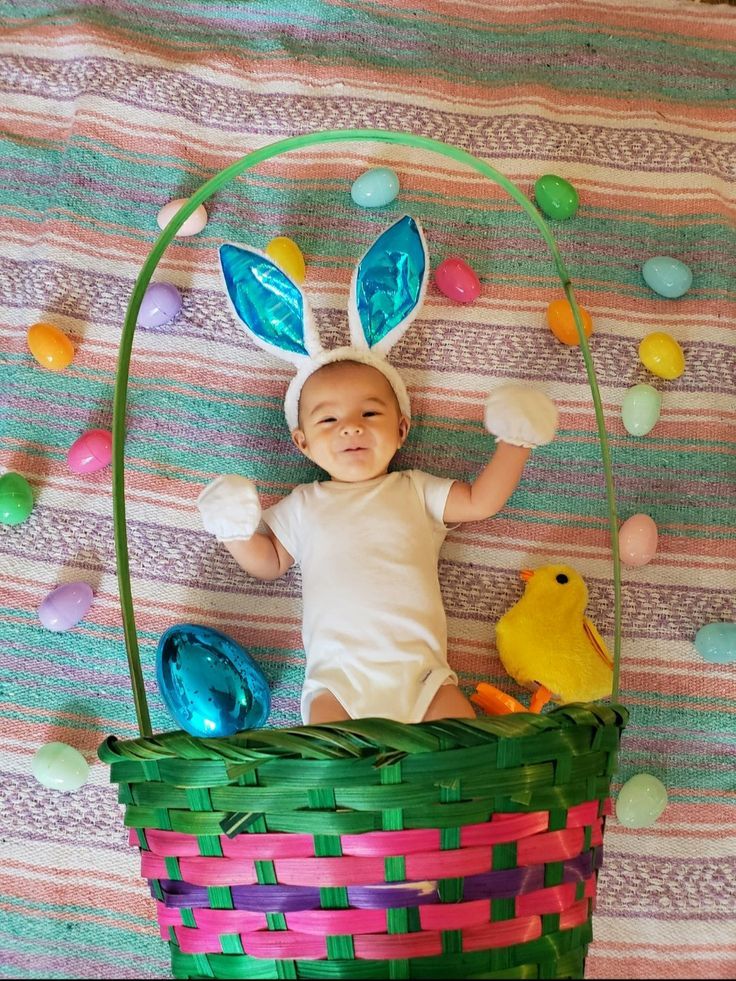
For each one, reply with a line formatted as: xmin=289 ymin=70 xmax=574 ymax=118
xmin=473 ymin=563 xmax=613 ymax=715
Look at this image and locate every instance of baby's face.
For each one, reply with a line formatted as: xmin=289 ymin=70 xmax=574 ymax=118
xmin=292 ymin=361 xmax=409 ymax=482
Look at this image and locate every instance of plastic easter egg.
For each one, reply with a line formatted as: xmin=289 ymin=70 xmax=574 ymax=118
xmin=615 ymin=773 xmax=668 ymax=828
xmin=31 ymin=741 xmax=89 ymax=792
xmin=534 ymin=174 xmax=579 ymax=220
xmin=619 ymin=513 xmax=658 ymax=567
xmin=67 ymin=428 xmax=113 ymax=474
xmin=266 ymin=236 xmax=306 ymax=284
xmin=38 ymin=581 xmax=94 ymax=632
xmin=138 ymin=282 xmax=183 ymax=328
xmin=638 ymin=331 xmax=685 ymax=380
xmin=434 ymin=257 xmax=481 ymax=304
xmin=694 ymin=622 xmax=736 ymax=664
xmin=621 ymin=383 xmax=662 ymax=436
xmin=27 ymin=322 xmax=74 ymax=372
xmin=156 ymin=623 xmax=270 ymax=737
xmin=350 ymin=167 xmax=400 ymax=208
xmin=546 ymin=298 xmax=593 ymax=346
xmin=642 ymin=256 xmax=692 ymax=298
xmin=156 ymin=198 xmax=208 ymax=237
xmin=0 ymin=471 xmax=34 ymax=526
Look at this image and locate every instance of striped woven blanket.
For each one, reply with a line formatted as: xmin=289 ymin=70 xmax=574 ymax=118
xmin=1 ymin=1 xmax=734 ymax=977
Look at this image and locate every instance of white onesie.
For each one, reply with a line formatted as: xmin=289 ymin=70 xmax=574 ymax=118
xmin=262 ymin=469 xmax=458 ymax=723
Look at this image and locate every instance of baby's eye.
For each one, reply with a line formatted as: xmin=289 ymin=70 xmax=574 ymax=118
xmin=362 ymin=411 xmax=380 ymax=417
xmin=318 ymin=417 xmax=336 ymax=424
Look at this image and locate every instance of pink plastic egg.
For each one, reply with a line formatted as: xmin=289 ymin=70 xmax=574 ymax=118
xmin=619 ymin=513 xmax=659 ymax=567
xmin=434 ymin=257 xmax=481 ymax=304
xmin=66 ymin=429 xmax=113 ymax=474
xmin=156 ymin=198 xmax=208 ymax=237
xmin=38 ymin=581 xmax=94 ymax=632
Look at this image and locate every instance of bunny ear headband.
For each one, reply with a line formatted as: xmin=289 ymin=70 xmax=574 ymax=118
xmin=219 ymin=215 xmax=429 ymax=430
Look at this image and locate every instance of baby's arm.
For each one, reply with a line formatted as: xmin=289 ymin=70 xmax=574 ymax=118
xmin=196 ymin=475 xmax=294 ymax=581
xmin=444 ymin=384 xmax=558 ymax=524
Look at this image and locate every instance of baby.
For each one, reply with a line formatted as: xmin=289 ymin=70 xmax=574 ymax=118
xmin=197 ymin=216 xmax=558 ymax=726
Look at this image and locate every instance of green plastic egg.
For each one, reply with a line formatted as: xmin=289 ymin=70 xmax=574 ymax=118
xmin=0 ymin=471 xmax=34 ymax=525
xmin=534 ymin=174 xmax=579 ymax=220
xmin=31 ymin=741 xmax=90 ymax=793
xmin=621 ymin=383 xmax=662 ymax=436
xmin=615 ymin=773 xmax=668 ymax=828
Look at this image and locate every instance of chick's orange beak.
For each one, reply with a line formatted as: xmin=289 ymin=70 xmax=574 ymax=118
xmin=520 ymin=569 xmax=535 ymax=582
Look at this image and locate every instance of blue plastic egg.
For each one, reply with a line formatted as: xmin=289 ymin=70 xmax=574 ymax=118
xmin=694 ymin=622 xmax=736 ymax=664
xmin=350 ymin=167 xmax=400 ymax=208
xmin=642 ymin=256 xmax=692 ymax=298
xmin=156 ymin=623 xmax=270 ymax=737
xmin=621 ymin=383 xmax=662 ymax=436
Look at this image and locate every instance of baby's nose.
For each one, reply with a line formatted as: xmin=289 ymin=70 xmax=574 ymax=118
xmin=341 ymin=418 xmax=363 ymax=435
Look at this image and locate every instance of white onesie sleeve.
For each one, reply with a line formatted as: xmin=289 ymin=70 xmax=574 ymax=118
xmin=261 ymin=485 xmax=308 ymax=563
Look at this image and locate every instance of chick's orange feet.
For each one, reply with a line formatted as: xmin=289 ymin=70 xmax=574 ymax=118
xmin=471 ymin=682 xmax=526 ymax=715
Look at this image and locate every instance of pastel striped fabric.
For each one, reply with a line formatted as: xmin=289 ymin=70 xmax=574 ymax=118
xmin=1 ymin=0 xmax=734 ymax=978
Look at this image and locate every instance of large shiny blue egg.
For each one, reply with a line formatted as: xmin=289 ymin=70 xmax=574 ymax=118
xmin=156 ymin=624 xmax=270 ymax=737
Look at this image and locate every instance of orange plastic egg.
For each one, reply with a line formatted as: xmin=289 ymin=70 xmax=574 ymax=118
xmin=546 ymin=299 xmax=593 ymax=346
xmin=27 ymin=322 xmax=75 ymax=371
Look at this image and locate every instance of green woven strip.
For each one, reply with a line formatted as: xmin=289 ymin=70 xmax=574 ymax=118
xmin=98 ymin=705 xmax=628 ymax=767
xmin=168 ymin=919 xmax=594 ymax=978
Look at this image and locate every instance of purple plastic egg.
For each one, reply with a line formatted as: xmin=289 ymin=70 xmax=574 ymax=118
xmin=67 ymin=429 xmax=113 ymax=474
xmin=138 ymin=282 xmax=183 ymax=329
xmin=38 ymin=581 xmax=94 ymax=632
xmin=434 ymin=257 xmax=481 ymax=304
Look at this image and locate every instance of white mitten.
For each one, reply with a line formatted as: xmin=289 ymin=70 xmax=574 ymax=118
xmin=196 ymin=475 xmax=262 ymax=542
xmin=483 ymin=383 xmax=559 ymax=448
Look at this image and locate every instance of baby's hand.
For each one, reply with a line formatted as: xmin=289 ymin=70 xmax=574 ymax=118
xmin=196 ymin=475 xmax=262 ymax=541
xmin=484 ymin=383 xmax=558 ymax=448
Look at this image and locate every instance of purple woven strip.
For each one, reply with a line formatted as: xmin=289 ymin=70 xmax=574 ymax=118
xmin=462 ymin=865 xmax=544 ymax=901
xmin=153 ymin=849 xmax=604 ymax=911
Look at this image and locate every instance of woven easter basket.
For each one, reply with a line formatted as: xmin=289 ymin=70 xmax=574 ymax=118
xmin=101 ymin=130 xmax=628 ymax=980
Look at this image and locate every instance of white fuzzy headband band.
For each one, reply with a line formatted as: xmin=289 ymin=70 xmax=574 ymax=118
xmin=219 ymin=215 xmax=428 ymax=431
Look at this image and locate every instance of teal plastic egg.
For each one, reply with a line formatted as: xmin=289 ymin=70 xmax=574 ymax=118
xmin=350 ymin=167 xmax=400 ymax=208
xmin=31 ymin=741 xmax=90 ymax=792
xmin=534 ymin=174 xmax=579 ymax=220
xmin=0 ymin=471 xmax=34 ymax=525
xmin=156 ymin=623 xmax=270 ymax=737
xmin=615 ymin=773 xmax=668 ymax=828
xmin=621 ymin=383 xmax=662 ymax=436
xmin=642 ymin=256 xmax=692 ymax=298
xmin=694 ymin=622 xmax=736 ymax=664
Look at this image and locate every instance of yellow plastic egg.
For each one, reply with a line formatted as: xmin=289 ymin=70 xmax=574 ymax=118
xmin=638 ymin=331 xmax=685 ymax=380
xmin=27 ymin=322 xmax=75 ymax=371
xmin=265 ymin=236 xmax=306 ymax=284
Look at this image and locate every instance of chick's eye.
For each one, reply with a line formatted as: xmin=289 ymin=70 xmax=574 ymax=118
xmin=556 ymin=573 xmax=569 ymax=584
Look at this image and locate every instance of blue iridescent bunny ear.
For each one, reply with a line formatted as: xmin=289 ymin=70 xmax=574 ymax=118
xmin=347 ymin=214 xmax=429 ymax=356
xmin=219 ymin=243 xmax=324 ymax=368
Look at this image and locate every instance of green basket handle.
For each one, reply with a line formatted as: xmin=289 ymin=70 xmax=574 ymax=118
xmin=112 ymin=129 xmax=622 ymax=738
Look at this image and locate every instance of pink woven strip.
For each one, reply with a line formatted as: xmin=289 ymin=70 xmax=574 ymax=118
xmin=516 ymin=826 xmax=585 ymax=866
xmin=242 ymin=931 xmax=327 ymax=959
xmin=132 ymin=800 xmax=605 ymax=863
xmin=460 ymin=811 xmax=549 ymax=846
xmin=141 ymin=853 xmax=260 ymax=886
xmin=460 ymin=915 xmax=542 ymax=953
xmin=418 ymin=898 xmax=492 ymax=931
xmin=286 ymin=907 xmax=386 ymax=935
xmin=564 ymin=801 xmax=601 ymax=827
xmin=404 ymin=845 xmax=492 ymax=880
xmin=515 ymin=875 xmax=596 ymax=916
xmin=155 ymin=902 xmax=268 ymax=933
xmin=559 ymin=897 xmax=591 ymax=931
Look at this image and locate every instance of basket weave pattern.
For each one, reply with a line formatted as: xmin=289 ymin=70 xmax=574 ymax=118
xmin=100 ymin=702 xmax=627 ymax=979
